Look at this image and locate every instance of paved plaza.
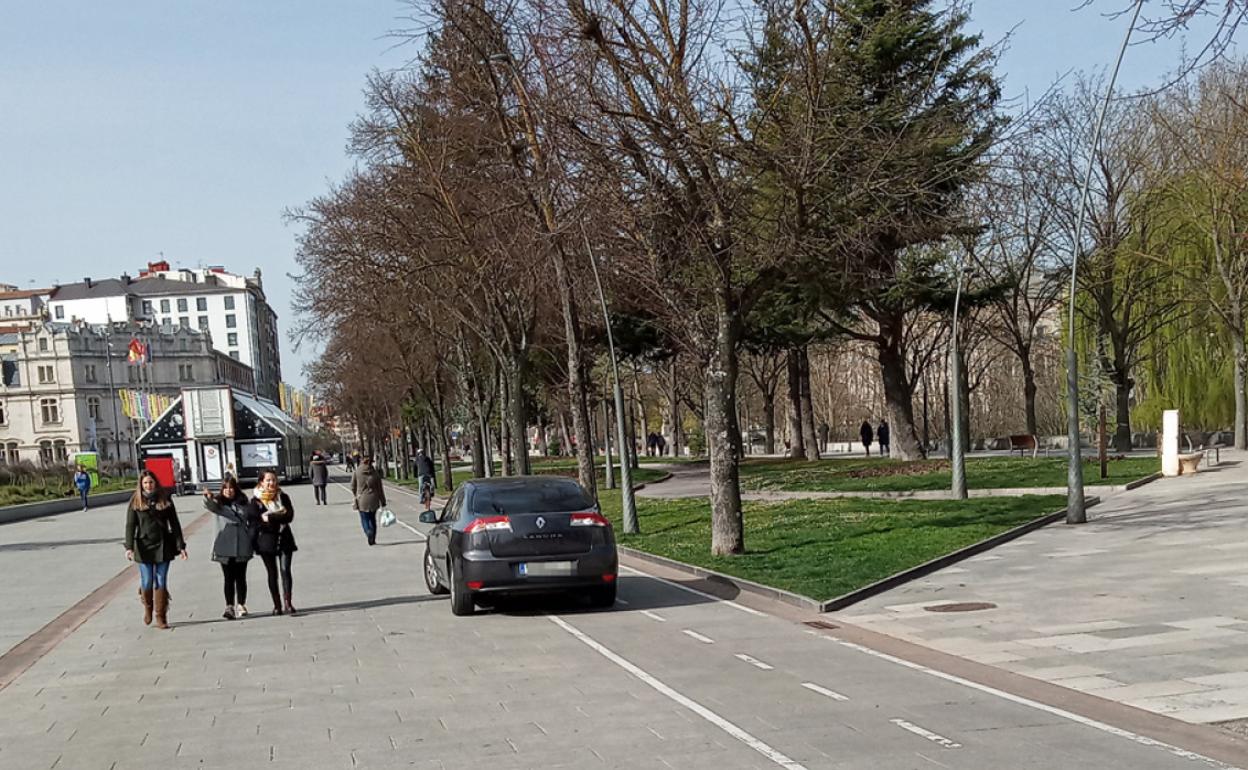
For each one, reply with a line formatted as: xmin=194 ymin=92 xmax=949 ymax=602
xmin=0 ymin=471 xmax=1244 ymax=768
xmin=839 ymin=451 xmax=1248 ymax=726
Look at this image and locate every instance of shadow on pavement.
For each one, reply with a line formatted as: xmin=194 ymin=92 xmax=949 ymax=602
xmin=172 ymin=594 xmax=445 ymax=627
xmin=477 ymin=574 xmax=721 ymax=617
xmin=0 ymin=537 xmax=121 ymax=553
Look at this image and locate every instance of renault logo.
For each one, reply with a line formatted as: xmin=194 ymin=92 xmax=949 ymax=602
xmin=536 ymin=516 xmax=546 ymax=529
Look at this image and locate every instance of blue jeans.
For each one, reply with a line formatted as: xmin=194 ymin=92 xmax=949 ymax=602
xmin=137 ymin=561 xmax=171 ymax=591
xmin=79 ymin=488 xmax=89 ymax=508
xmin=358 ymin=510 xmax=377 ymax=543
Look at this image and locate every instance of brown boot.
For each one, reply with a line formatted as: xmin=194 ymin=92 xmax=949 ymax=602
xmin=153 ymin=588 xmax=170 ymax=629
xmin=283 ymin=593 xmax=296 ymax=616
xmin=140 ymin=588 xmax=154 ymax=626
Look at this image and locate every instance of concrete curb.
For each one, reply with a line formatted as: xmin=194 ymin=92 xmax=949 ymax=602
xmin=820 ymin=496 xmax=1102 ymax=612
xmin=628 ymin=472 xmax=672 ymax=493
xmin=617 ymin=546 xmax=824 ymax=612
xmin=1124 ymin=472 xmax=1163 ymax=490
xmin=0 ymin=491 xmax=134 ymax=526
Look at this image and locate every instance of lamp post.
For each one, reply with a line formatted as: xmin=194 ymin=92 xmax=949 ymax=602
xmin=949 ymin=263 xmax=972 ymax=499
xmin=1063 ymin=0 xmax=1143 ymax=525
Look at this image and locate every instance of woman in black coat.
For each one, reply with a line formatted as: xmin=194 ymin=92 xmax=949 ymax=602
xmin=250 ymin=469 xmax=298 ymax=616
xmin=124 ymin=470 xmax=187 ymax=629
xmin=204 ymin=475 xmax=255 ymax=620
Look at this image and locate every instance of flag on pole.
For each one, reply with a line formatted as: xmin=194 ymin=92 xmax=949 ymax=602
xmin=127 ymin=339 xmax=147 ymax=365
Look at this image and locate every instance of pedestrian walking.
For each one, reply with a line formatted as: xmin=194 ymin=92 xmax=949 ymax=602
xmin=414 ymin=448 xmax=436 ymax=512
xmin=310 ymin=451 xmax=329 ymax=505
xmin=251 ymin=470 xmax=298 ymax=616
xmin=859 ymin=420 xmax=874 ymax=457
xmin=345 ymin=452 xmax=356 ymax=473
xmin=124 ymin=470 xmax=187 ymax=629
xmin=351 ymin=454 xmax=387 ymax=545
xmin=656 ymin=433 xmax=667 ymax=456
xmin=877 ymin=420 xmax=891 ymax=457
xmin=73 ymin=464 xmax=91 ymax=511
xmin=204 ymin=476 xmax=254 ymax=620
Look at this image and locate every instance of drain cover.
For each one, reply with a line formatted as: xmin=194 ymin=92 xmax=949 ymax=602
xmin=924 ymin=602 xmax=997 ymax=613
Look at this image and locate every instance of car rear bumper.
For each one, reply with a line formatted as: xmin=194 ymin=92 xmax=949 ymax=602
xmin=459 ymin=547 xmax=618 ymax=594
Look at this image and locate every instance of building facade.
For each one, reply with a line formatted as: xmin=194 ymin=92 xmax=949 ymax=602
xmin=0 ymin=323 xmax=254 ymax=466
xmin=0 ymin=286 xmax=53 ymax=331
xmin=46 ymin=261 xmax=282 ymax=401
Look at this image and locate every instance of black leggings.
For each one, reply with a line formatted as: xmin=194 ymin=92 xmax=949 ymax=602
xmin=313 ymin=484 xmax=326 ymax=504
xmin=220 ymin=560 xmax=248 ymax=606
xmin=260 ymin=552 xmax=294 ymax=604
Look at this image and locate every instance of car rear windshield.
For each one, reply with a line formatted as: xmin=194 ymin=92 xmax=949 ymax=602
xmin=472 ymin=480 xmax=593 ymax=514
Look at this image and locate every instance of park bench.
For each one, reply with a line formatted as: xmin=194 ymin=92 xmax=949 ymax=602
xmin=1008 ymin=434 xmax=1039 ymax=459
xmin=1183 ymin=432 xmax=1224 ymax=468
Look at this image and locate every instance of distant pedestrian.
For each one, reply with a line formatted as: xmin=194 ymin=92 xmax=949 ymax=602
xmin=73 ymin=464 xmax=91 ymax=511
xmin=859 ymin=420 xmax=874 ymax=457
xmin=877 ymin=420 xmax=891 ymax=457
xmin=204 ymin=476 xmax=254 ymax=620
xmin=818 ymin=422 xmax=829 ymax=453
xmin=414 ymin=448 xmax=436 ymax=512
xmin=656 ymin=433 xmax=667 ymax=456
xmin=251 ymin=470 xmax=297 ymax=616
xmin=645 ymin=432 xmax=658 ymax=456
xmin=345 ymin=452 xmax=356 ymax=472
xmin=124 ymin=470 xmax=187 ymax=629
xmin=310 ymin=451 xmax=329 ymax=505
xmin=351 ymin=455 xmax=387 ymax=546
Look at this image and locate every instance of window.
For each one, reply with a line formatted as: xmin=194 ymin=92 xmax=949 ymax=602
xmin=40 ymin=398 xmax=60 ymax=424
xmin=227 ymin=333 xmax=238 ymax=346
xmin=160 ymin=299 xmax=170 ymax=313
xmin=3 ymin=442 xmax=17 ymax=464
xmin=54 ymin=440 xmax=68 ymax=462
xmin=229 ymin=351 xmax=240 ymax=360
xmin=198 ymin=316 xmax=209 ymax=331
xmin=3 ymin=306 xmax=10 ymax=316
xmin=84 ymin=364 xmax=97 ymax=382
xmin=180 ymin=338 xmax=188 ymax=351
xmin=177 ymin=298 xmax=188 ymax=312
xmin=37 ymin=365 xmax=55 ymax=383
xmin=38 ymin=338 xmax=48 ymax=351
xmin=225 ymin=314 xmax=237 ymax=329
xmin=178 ymin=364 xmax=194 ymax=382
xmin=87 ymin=396 xmax=101 ymax=419
xmin=178 ymin=316 xmax=189 ymax=327
xmin=161 ymin=317 xmax=171 ymax=327
xmin=54 ymin=305 xmax=64 ymax=319
xmin=196 ymin=297 xmax=207 ymax=311
xmin=224 ymin=295 xmax=235 ymax=310
xmin=39 ymin=440 xmax=53 ymax=464
xmin=0 ymin=401 xmax=6 ymax=425
xmin=142 ymin=300 xmax=154 ymax=315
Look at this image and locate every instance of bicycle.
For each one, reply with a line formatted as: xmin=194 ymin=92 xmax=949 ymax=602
xmin=419 ymin=476 xmax=435 ymax=508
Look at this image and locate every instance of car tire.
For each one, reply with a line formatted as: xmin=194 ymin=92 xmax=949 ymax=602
xmin=424 ymin=547 xmax=448 ymax=595
xmin=588 ymin=582 xmax=616 ymax=609
xmin=449 ymin=558 xmax=475 ymax=616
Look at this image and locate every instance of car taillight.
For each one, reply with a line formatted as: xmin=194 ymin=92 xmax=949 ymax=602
xmin=570 ymin=512 xmax=610 ymax=527
xmin=465 ymin=515 xmax=511 ymax=534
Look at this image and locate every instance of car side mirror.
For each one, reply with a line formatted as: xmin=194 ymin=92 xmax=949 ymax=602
xmin=418 ymin=511 xmax=438 ymax=524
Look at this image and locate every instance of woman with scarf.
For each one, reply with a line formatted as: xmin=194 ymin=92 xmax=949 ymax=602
xmin=124 ymin=470 xmax=187 ymax=629
xmin=251 ymin=470 xmax=298 ymax=615
xmin=204 ymin=476 xmax=255 ymax=620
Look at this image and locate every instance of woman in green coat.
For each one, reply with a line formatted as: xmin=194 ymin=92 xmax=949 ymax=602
xmin=124 ymin=470 xmax=187 ymax=629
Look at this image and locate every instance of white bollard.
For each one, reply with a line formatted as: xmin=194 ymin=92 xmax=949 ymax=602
xmin=1162 ymin=409 xmax=1180 ymax=477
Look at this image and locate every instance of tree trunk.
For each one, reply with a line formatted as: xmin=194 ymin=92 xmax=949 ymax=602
xmin=799 ymin=346 xmax=820 ymax=461
xmin=957 ymin=347 xmax=971 ymax=454
xmin=667 ymin=358 xmax=682 ymax=457
xmin=785 ymin=349 xmax=805 ymax=459
xmin=762 ymin=391 xmax=776 ymax=455
xmin=877 ymin=330 xmax=925 ymax=460
xmin=1020 ymin=348 xmax=1039 ymax=436
xmin=551 ymin=253 xmax=596 ymax=494
xmin=706 ymin=303 xmax=743 ymax=556
xmin=1111 ymin=362 xmax=1132 ymax=453
xmin=504 ymin=352 xmax=530 ymax=475
xmin=1235 ymin=332 xmax=1247 ymax=450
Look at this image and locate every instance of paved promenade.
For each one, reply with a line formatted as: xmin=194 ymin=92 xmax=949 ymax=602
xmin=0 ymin=472 xmax=1244 ymax=768
xmin=839 ymin=451 xmax=1248 ymax=726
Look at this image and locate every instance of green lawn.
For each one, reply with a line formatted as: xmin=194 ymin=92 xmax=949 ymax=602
xmin=738 ymin=456 xmax=1159 ymax=493
xmin=598 ymin=494 xmax=1066 ymax=600
xmin=392 ymin=461 xmax=668 ymax=494
xmin=0 ymin=476 xmax=136 ymax=507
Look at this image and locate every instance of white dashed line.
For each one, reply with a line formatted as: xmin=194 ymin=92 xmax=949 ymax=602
xmin=890 ymin=719 xmax=961 ymax=749
xmin=823 ymin=636 xmax=1242 ymax=769
xmin=641 ymin=610 xmax=666 ymax=623
xmin=800 ymin=682 xmax=848 ymax=701
xmin=620 ymin=565 xmax=766 ymax=616
xmin=682 ymin=630 xmax=715 ymax=644
xmin=735 ymin=653 xmax=773 ymax=670
xmin=548 ymin=615 xmax=807 ymax=770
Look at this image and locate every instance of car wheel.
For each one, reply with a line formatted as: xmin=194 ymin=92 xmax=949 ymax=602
xmin=588 ymin=582 xmax=616 ymax=609
xmin=449 ymin=558 xmax=475 ymax=616
xmin=424 ymin=547 xmax=448 ymax=595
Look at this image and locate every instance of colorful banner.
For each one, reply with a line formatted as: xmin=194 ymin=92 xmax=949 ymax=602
xmin=119 ymin=390 xmax=173 ymax=423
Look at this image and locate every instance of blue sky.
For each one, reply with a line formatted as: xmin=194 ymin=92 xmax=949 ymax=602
xmin=0 ymin=1 xmax=1230 ymax=386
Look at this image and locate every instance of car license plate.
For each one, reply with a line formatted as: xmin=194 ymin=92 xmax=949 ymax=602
xmin=518 ymin=561 xmax=574 ymax=577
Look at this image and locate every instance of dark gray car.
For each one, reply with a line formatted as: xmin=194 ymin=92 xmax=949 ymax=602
xmin=420 ymin=476 xmax=618 ymax=615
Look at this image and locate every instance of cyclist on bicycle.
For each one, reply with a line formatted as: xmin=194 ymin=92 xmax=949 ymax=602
xmin=414 ymin=449 xmax=436 ymax=511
